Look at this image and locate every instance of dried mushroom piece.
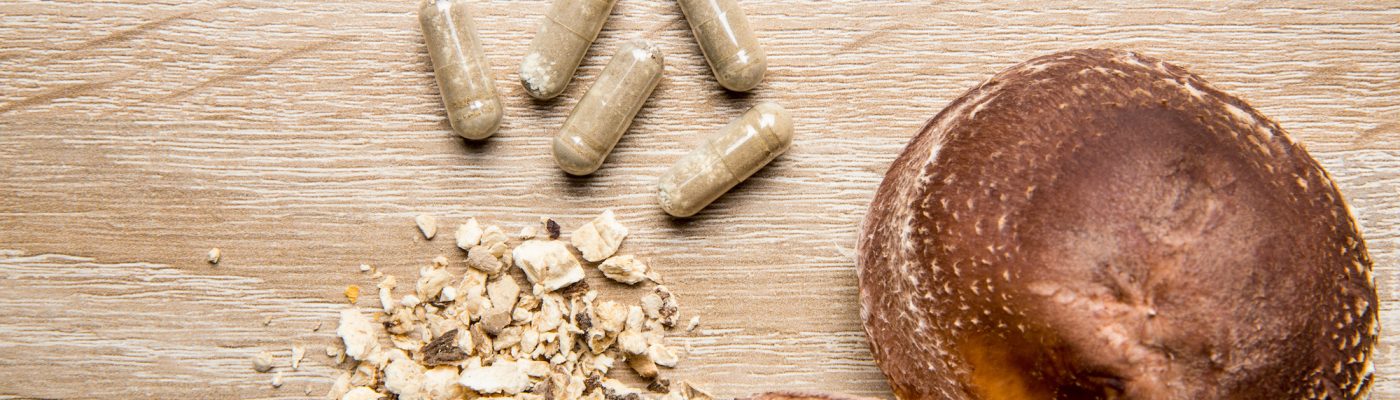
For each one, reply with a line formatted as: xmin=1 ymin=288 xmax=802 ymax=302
xmin=482 ymin=275 xmax=521 ymax=335
xmin=650 ymin=343 xmax=680 ymax=368
xmin=337 ymin=308 xmax=381 ymax=362
xmin=513 ymin=240 xmax=585 ymax=292
xmin=648 ymin=378 xmax=671 ymax=393
xmin=384 ymin=307 xmax=418 ymax=336
xmin=415 ymin=214 xmax=437 ymax=239
xmin=597 ymin=255 xmax=651 ymax=285
xmin=641 ymin=286 xmax=680 ymax=328
xmin=571 ymin=209 xmax=629 ymax=262
xmin=252 ymin=350 xmax=274 ymax=372
xmin=588 ymin=301 xmax=628 ymax=353
xmin=617 ymin=306 xmax=648 ymax=356
xmin=480 ymin=225 xmax=509 ymax=248
xmin=519 ymin=224 xmax=539 ymax=240
xmin=416 ymin=265 xmax=453 ymax=301
xmin=420 ymin=329 xmax=467 ymax=366
xmin=466 ymin=245 xmax=505 ymax=274
xmin=679 ymin=382 xmax=715 ymax=400
xmin=469 ymin=323 xmax=493 ymax=359
xmin=546 ymin=219 xmax=562 ymax=239
xmin=458 ymin=268 xmax=489 ymax=319
xmin=291 ymin=344 xmax=306 ymax=370
xmin=422 ymin=366 xmax=462 ymax=400
xmin=494 ymin=325 xmax=524 ymax=351
xmin=458 ymin=359 xmax=548 ymax=395
xmin=383 ymin=352 xmax=427 ymax=398
xmin=344 ymin=285 xmax=361 ymax=303
xmin=456 ymin=218 xmax=483 ymax=250
xmin=341 ymin=387 xmax=383 ymax=400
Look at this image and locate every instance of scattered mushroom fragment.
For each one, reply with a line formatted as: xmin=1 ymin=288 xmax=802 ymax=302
xmin=641 ymin=285 xmax=680 ymax=328
xmin=377 ymin=276 xmax=398 ymax=313
xmin=571 ymin=209 xmax=628 ymax=262
xmin=415 ymin=214 xmax=437 ymax=239
xmin=458 ymin=359 xmax=546 ymax=394
xmin=650 ymin=343 xmax=680 ymax=368
xmin=252 ymin=350 xmax=274 ymax=373
xmin=456 ymin=218 xmax=483 ymax=250
xmin=465 ymin=245 xmax=505 ymax=274
xmin=513 ymin=240 xmax=585 ymax=292
xmin=597 ymin=255 xmax=651 ymax=284
xmin=480 ymin=225 xmax=508 ymax=248
xmin=344 ymin=285 xmax=361 ymax=303
xmin=545 ymin=219 xmax=561 ymax=239
xmin=341 ymin=386 xmax=382 ymax=400
xmin=290 ymin=344 xmax=306 ymax=370
xmin=337 ymin=308 xmax=381 ymax=362
xmin=422 ymin=366 xmax=462 ymax=400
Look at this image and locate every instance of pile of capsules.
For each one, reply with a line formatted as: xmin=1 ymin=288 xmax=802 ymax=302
xmin=418 ymin=0 xmax=793 ymax=218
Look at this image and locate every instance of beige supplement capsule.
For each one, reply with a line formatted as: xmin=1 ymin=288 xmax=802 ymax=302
xmin=419 ymin=0 xmax=503 ymax=140
xmin=520 ymin=0 xmax=619 ymax=100
xmin=657 ymin=102 xmax=793 ymax=217
xmin=677 ymin=0 xmax=768 ymax=92
xmin=553 ymin=40 xmax=665 ymax=176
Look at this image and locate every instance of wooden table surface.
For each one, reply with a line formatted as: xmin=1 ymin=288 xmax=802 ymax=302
xmin=2 ymin=1 xmax=1398 ymax=398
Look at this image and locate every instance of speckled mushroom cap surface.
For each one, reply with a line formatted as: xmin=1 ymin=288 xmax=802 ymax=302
xmin=857 ymin=49 xmax=1377 ymax=399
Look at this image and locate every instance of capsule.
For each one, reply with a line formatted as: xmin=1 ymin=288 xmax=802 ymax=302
xmin=677 ymin=0 xmax=768 ymax=92
xmin=419 ymin=0 xmax=503 ymax=140
xmin=658 ymin=102 xmax=793 ymax=217
xmin=553 ymin=40 xmax=665 ymax=176
xmin=519 ymin=0 xmax=619 ymax=100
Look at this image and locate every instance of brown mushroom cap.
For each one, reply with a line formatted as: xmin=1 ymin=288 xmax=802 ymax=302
xmin=857 ymin=49 xmax=1377 ymax=399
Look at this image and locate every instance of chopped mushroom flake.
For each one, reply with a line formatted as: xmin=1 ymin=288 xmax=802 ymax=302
xmin=383 ymin=355 xmax=426 ymax=398
xmin=456 ymin=218 xmax=483 ymax=250
xmin=545 ymin=219 xmax=561 ymax=239
xmin=422 ymin=367 xmax=461 ymax=400
xmin=252 ymin=350 xmax=274 ymax=373
xmin=480 ymin=225 xmax=508 ymax=247
xmin=466 ymin=245 xmax=505 ymax=274
xmin=571 ymin=209 xmax=629 ymax=262
xmin=377 ymin=276 xmax=398 ymax=313
xmin=458 ymin=359 xmax=545 ymax=394
xmin=341 ymin=387 xmax=383 ymax=400
xmin=512 ymin=240 xmax=585 ymax=292
xmin=642 ymin=286 xmax=681 ymax=328
xmin=344 ymin=285 xmax=361 ymax=303
xmin=415 ymin=214 xmax=437 ymax=239
xmin=650 ymin=343 xmax=680 ymax=368
xmin=291 ymin=344 xmax=306 ymax=370
xmin=337 ymin=309 xmax=381 ymax=362
xmin=597 ymin=255 xmax=650 ymax=285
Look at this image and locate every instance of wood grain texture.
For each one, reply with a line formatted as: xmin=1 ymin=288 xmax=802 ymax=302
xmin=1 ymin=0 xmax=1396 ymax=398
